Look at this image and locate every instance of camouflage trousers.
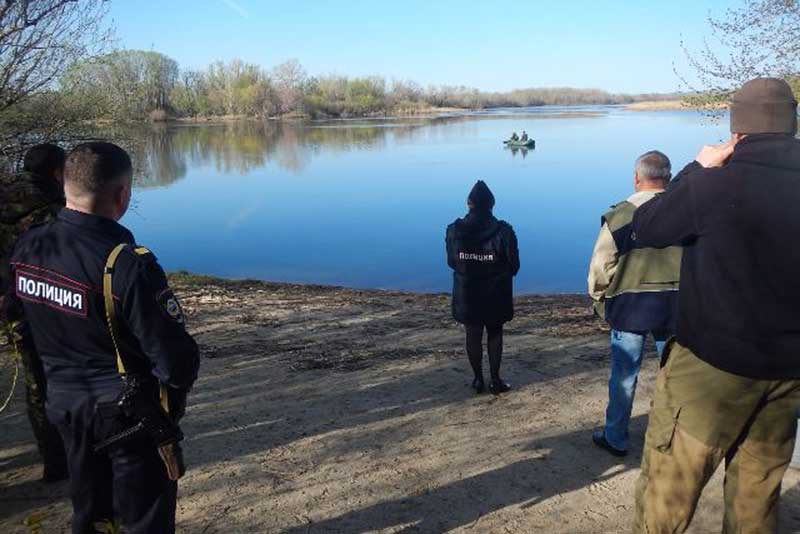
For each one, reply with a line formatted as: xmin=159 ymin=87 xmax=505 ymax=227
xmin=18 ymin=343 xmax=66 ymax=474
xmin=634 ymin=342 xmax=800 ymax=534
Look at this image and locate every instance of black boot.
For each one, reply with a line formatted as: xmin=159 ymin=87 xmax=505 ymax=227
xmin=488 ymin=379 xmax=511 ymax=395
xmin=472 ymin=376 xmax=485 ymax=394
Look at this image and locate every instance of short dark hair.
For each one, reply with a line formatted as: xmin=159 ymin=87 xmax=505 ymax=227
xmin=64 ymin=142 xmax=132 ymax=194
xmin=23 ymin=143 xmax=66 ymax=180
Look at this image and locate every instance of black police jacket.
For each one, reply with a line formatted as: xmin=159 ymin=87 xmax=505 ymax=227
xmin=446 ymin=211 xmax=520 ymax=325
xmin=5 ymin=208 xmax=199 ymax=392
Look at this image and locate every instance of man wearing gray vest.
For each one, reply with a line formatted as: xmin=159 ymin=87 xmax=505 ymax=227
xmin=588 ymin=150 xmax=681 ymax=457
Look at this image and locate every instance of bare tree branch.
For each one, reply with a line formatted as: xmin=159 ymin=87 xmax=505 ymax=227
xmin=679 ymin=0 xmax=800 ymax=102
xmin=0 ymin=0 xmax=110 ymax=170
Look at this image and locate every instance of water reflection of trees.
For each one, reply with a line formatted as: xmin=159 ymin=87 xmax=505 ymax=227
xmin=90 ymin=123 xmax=190 ymax=188
xmin=140 ymin=125 xmax=188 ymax=187
xmin=113 ymin=115 xmax=534 ymax=188
xmin=119 ymin=119 xmax=435 ymax=187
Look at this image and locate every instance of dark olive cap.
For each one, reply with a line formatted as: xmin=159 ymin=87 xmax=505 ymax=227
xmin=730 ymin=78 xmax=798 ymax=135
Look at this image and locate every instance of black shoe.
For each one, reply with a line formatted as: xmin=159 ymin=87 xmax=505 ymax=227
xmin=472 ymin=377 xmax=485 ymax=394
xmin=488 ymin=380 xmax=511 ymax=395
xmin=42 ymin=464 xmax=69 ymax=483
xmin=592 ymin=429 xmax=627 ymax=457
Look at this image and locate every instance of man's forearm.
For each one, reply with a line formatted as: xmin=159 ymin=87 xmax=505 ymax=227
xmin=632 ymin=162 xmax=700 ymax=248
xmin=673 ymin=161 xmax=702 ymax=183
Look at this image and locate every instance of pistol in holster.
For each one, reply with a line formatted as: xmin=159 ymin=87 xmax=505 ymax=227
xmin=97 ymin=243 xmax=187 ymax=481
xmin=92 ymin=375 xmax=186 ymax=481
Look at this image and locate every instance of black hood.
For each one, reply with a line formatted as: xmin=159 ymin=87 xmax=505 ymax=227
xmin=468 ymin=180 xmax=495 ymax=211
xmin=730 ymin=133 xmax=800 ymax=173
xmin=453 ymin=211 xmax=503 ymax=242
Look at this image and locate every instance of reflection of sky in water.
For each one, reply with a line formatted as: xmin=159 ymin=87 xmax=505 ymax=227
xmin=120 ymin=108 xmax=729 ymax=293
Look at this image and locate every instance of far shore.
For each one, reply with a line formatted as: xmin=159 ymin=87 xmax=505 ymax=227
xmin=625 ymin=99 xmax=691 ymax=111
xmin=168 ymin=106 xmax=468 ymax=124
xmin=89 ymin=101 xmax=705 ymax=128
xmin=625 ymin=99 xmax=728 ymax=111
xmin=97 ymin=107 xmax=611 ymax=128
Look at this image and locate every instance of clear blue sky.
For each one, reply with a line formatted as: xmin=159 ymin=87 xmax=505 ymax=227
xmin=109 ymin=0 xmax=735 ymax=94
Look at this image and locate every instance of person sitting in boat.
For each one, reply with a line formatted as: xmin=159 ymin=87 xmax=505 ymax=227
xmin=510 ymin=132 xmax=519 ymax=142
xmin=520 ymin=131 xmax=529 ymax=142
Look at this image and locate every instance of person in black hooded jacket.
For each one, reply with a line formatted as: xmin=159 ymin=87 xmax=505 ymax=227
xmin=446 ymin=180 xmax=520 ymax=394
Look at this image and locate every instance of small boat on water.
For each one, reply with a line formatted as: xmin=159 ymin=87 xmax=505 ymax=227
xmin=503 ymin=139 xmax=535 ymax=148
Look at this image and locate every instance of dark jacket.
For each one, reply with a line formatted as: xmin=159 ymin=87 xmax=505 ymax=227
xmin=632 ymin=134 xmax=800 ymax=380
xmin=446 ymin=211 xmax=520 ymax=325
xmin=5 ymin=208 xmax=200 ymax=393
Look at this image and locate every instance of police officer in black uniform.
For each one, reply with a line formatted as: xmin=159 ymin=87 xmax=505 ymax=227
xmin=3 ymin=142 xmax=200 ymax=533
xmin=446 ymin=180 xmax=520 ymax=395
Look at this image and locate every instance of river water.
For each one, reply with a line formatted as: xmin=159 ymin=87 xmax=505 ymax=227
xmin=120 ymin=106 xmax=729 ymax=293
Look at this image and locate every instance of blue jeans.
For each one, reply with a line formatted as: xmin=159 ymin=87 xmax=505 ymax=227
xmin=604 ymin=329 xmax=671 ymax=451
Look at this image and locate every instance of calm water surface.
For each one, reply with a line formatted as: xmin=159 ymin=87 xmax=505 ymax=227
xmin=120 ymin=107 xmax=729 ymax=293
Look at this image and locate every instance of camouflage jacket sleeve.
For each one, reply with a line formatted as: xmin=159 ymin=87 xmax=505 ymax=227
xmin=0 ymin=226 xmax=13 ymax=323
xmin=0 ymin=171 xmax=64 ymax=348
xmin=1 ymin=211 xmax=61 ymax=347
xmin=1 ymin=242 xmax=34 ymax=354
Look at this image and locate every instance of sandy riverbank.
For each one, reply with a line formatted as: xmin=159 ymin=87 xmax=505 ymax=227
xmin=625 ymin=99 xmax=730 ymax=112
xmin=1 ymin=275 xmax=799 ymax=533
xmin=625 ymin=100 xmax=692 ymax=111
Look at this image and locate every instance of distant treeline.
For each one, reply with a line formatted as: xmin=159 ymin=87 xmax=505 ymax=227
xmin=60 ymin=50 xmax=678 ymax=121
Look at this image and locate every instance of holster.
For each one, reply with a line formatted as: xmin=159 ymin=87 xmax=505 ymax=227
xmin=101 ymin=244 xmax=187 ymax=481
xmin=92 ymin=380 xmax=186 ymax=481
xmin=158 ymin=442 xmax=186 ymax=481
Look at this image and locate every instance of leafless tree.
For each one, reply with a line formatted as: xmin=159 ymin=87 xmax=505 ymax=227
xmin=0 ymin=0 xmax=110 ymax=166
xmin=270 ymin=59 xmax=306 ymax=115
xmin=680 ymin=0 xmax=800 ymax=102
xmin=64 ymin=50 xmax=179 ymax=120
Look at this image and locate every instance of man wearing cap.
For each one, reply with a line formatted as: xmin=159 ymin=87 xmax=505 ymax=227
xmin=446 ymin=181 xmax=520 ymax=395
xmin=632 ymin=78 xmax=800 ymax=532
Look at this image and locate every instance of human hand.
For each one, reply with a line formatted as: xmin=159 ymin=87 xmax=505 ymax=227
xmin=695 ymin=140 xmax=736 ymax=168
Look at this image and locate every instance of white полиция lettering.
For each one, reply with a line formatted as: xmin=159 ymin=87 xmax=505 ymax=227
xmin=459 ymin=252 xmax=495 ymax=262
xmin=16 ymin=273 xmax=87 ymax=316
